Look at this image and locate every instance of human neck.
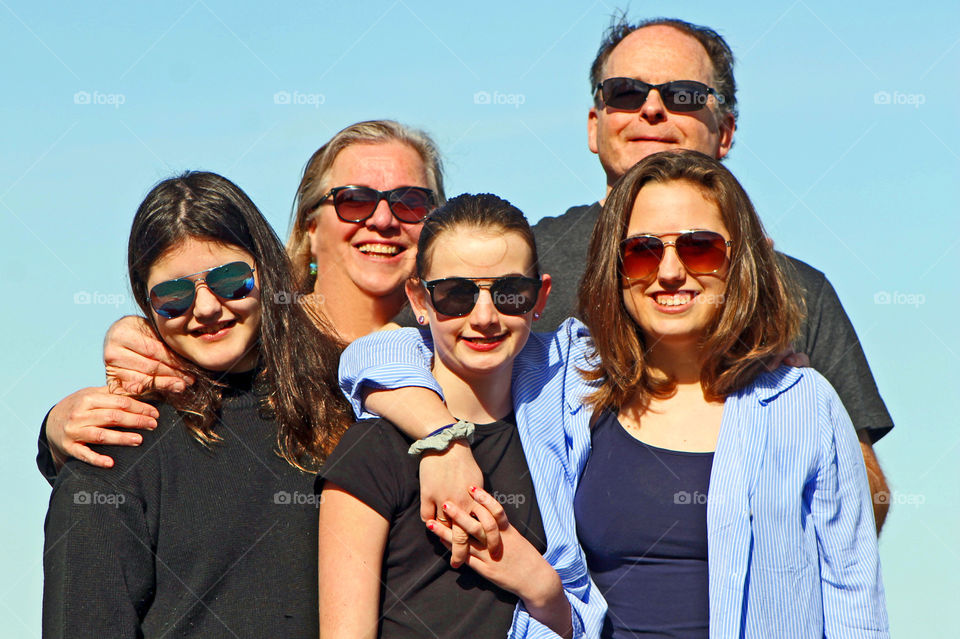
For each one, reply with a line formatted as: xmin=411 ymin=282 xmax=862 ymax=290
xmin=310 ymin=278 xmax=407 ymax=343
xmin=431 ymin=363 xmax=513 ymax=425
xmin=646 ymin=340 xmax=704 ymax=386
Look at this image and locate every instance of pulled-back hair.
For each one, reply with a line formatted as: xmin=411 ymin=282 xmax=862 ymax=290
xmin=128 ymin=171 xmax=351 ymax=470
xmin=415 ymin=193 xmax=539 ymax=280
xmin=579 ymin=150 xmax=802 ymax=412
xmin=590 ymin=14 xmax=738 ymax=124
xmin=287 ymin=120 xmax=446 ymax=291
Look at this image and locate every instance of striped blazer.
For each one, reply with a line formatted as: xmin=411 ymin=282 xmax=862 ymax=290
xmin=339 ymin=319 xmax=888 ymax=638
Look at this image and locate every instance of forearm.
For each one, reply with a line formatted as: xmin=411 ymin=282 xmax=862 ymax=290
xmin=365 ymin=386 xmax=456 ymax=438
xmin=519 ymin=563 xmax=574 ymax=639
xmin=859 ymin=433 xmax=889 ymax=534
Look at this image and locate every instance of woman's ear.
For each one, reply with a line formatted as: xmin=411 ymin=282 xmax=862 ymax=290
xmin=405 ymin=279 xmax=430 ymax=325
xmin=533 ymin=273 xmax=552 ymax=320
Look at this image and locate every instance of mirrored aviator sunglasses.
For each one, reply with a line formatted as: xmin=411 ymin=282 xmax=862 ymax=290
xmin=323 ymin=185 xmax=436 ymax=224
xmin=597 ymin=77 xmax=720 ymax=112
xmin=620 ymin=231 xmax=731 ymax=280
xmin=148 ymin=261 xmax=256 ymax=319
xmin=423 ymin=276 xmax=542 ymax=317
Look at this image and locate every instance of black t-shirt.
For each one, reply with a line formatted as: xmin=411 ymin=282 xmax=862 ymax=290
xmin=575 ymin=410 xmax=712 ymax=639
xmin=532 ymin=202 xmax=894 ymax=441
xmin=316 ymin=415 xmax=547 ymax=639
xmin=42 ymin=374 xmax=320 ymax=638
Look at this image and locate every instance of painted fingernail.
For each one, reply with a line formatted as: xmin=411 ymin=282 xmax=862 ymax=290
xmin=427 ymin=522 xmax=435 ymax=531
xmin=469 ymin=486 xmax=477 ymax=494
xmin=442 ymin=503 xmax=450 ymax=511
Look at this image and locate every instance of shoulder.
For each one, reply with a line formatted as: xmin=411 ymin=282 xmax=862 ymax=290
xmin=776 ymin=251 xmax=828 ymax=290
xmin=532 ymin=203 xmax=600 ymax=236
xmin=737 ymin=367 xmax=848 ymax=437
xmin=327 ymin=418 xmax=411 ymax=464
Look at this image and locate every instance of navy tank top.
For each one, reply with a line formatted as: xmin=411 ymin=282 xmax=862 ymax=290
xmin=574 ymin=410 xmax=713 ymax=638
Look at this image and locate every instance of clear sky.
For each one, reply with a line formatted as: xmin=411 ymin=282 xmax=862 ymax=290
xmin=2 ymin=1 xmax=958 ymax=635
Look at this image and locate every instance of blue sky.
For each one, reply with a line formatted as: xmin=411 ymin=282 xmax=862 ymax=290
xmin=2 ymin=1 xmax=958 ymax=635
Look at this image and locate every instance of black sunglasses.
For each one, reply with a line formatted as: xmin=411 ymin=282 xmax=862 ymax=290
xmin=595 ymin=77 xmax=721 ymax=112
xmin=620 ymin=231 xmax=731 ymax=280
xmin=148 ymin=261 xmax=256 ymax=319
xmin=422 ymin=276 xmax=542 ymax=318
xmin=319 ymin=185 xmax=436 ymax=224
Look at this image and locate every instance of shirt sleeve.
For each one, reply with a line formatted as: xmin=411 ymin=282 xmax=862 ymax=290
xmin=786 ymin=256 xmax=894 ymax=442
xmin=317 ymin=420 xmax=409 ymax=520
xmin=36 ymin=408 xmax=58 ymax=485
xmin=338 ymin=327 xmax=443 ymax=419
xmin=811 ymin=377 xmax=890 ymax=637
xmin=42 ymin=469 xmax=155 ymax=638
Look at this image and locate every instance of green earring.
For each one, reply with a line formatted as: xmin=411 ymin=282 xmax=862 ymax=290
xmin=309 ymin=261 xmax=317 ymax=276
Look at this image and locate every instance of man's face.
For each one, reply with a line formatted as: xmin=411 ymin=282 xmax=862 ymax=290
xmin=588 ymin=25 xmax=736 ymax=189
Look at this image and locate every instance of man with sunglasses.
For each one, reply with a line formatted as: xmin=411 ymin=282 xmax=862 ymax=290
xmin=531 ymin=16 xmax=893 ymax=531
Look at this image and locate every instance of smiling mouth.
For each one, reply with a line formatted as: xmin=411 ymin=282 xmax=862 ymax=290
xmin=652 ymin=292 xmax=697 ymax=307
xmin=462 ymin=334 xmax=507 ymax=344
xmin=356 ymin=243 xmax=403 ymax=257
xmin=191 ymin=320 xmax=236 ymax=336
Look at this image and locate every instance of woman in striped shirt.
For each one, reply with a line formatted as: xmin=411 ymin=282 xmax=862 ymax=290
xmin=341 ymin=151 xmax=888 ymax=638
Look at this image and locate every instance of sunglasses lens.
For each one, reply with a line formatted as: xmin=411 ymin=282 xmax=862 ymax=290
xmin=676 ymin=231 xmax=728 ymax=273
xmin=206 ymin=262 xmax=256 ymax=300
xmin=150 ymin=279 xmax=196 ymax=318
xmin=661 ymin=81 xmax=712 ymax=112
xmin=430 ymin=279 xmax=479 ymax=317
xmin=601 ymin=77 xmax=650 ymax=110
xmin=490 ymin=277 xmax=541 ymax=315
xmin=388 ymin=188 xmax=434 ymax=223
xmin=333 ymin=187 xmax=378 ymax=222
xmin=620 ymin=236 xmax=664 ymax=279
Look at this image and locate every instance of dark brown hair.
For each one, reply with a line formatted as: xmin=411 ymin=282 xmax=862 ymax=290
xmin=590 ymin=15 xmax=738 ymax=124
xmin=414 ymin=193 xmax=539 ymax=279
xmin=578 ymin=150 xmax=802 ymax=411
xmin=128 ymin=171 xmax=351 ymax=470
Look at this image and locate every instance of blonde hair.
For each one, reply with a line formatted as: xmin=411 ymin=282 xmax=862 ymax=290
xmin=286 ymin=120 xmax=445 ymax=291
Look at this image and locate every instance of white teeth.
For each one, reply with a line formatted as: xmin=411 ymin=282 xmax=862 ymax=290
xmin=357 ymin=243 xmax=400 ymax=255
xmin=654 ymin=293 xmax=693 ymax=306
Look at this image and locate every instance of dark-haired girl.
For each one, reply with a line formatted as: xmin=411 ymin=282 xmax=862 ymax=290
xmin=42 ymin=172 xmax=351 ymax=638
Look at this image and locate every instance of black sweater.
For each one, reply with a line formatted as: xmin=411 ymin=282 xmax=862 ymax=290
xmin=42 ymin=373 xmax=320 ymax=638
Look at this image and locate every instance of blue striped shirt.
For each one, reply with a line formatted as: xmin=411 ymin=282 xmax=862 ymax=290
xmin=339 ymin=319 xmax=888 ymax=638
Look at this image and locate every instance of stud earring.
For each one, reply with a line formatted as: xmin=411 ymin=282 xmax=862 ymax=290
xmin=533 ymin=312 xmax=541 ymax=320
xmin=417 ymin=316 xmax=426 ymax=325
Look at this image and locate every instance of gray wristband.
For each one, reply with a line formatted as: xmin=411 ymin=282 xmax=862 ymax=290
xmin=407 ymin=419 xmax=476 ymax=456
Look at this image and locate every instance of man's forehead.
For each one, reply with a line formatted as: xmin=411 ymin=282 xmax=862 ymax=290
xmin=603 ymin=25 xmax=715 ymax=83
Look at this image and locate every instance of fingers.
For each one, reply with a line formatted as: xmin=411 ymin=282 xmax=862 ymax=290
xmin=783 ymin=352 xmax=811 ymax=368
xmin=469 ymin=487 xmax=508 ymax=558
xmin=66 ymin=443 xmax=116 ymax=469
xmin=104 ymin=316 xmax=193 ymax=385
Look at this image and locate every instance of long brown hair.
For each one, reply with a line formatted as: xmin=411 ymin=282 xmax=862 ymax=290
xmin=578 ymin=150 xmax=803 ymax=412
xmin=128 ymin=171 xmax=351 ymax=470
